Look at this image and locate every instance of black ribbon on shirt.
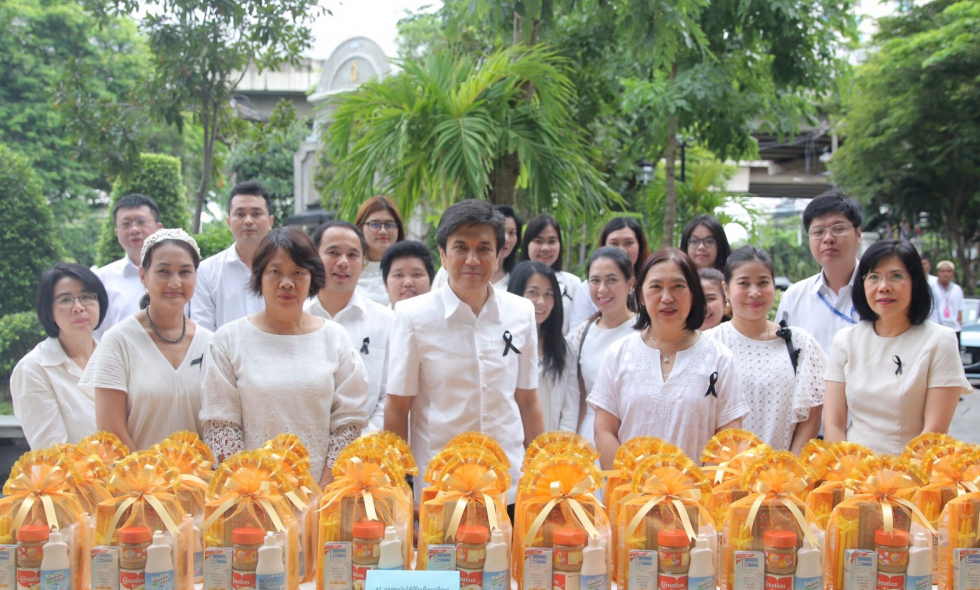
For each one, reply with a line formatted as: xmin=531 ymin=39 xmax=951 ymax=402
xmin=775 ymin=320 xmax=801 ymax=375
xmin=704 ymin=371 xmax=719 ymax=398
xmin=360 ymin=337 xmax=370 ymax=355
xmin=562 ymin=284 xmax=570 ymax=299
xmin=502 ymin=330 xmax=521 ymax=356
xmin=893 ymin=355 xmax=903 ymax=376
xmin=191 ymin=355 xmax=203 ymax=371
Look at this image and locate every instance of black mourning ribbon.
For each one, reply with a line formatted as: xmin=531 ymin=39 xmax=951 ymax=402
xmin=562 ymin=285 xmax=570 ymax=299
xmin=704 ymin=371 xmax=719 ymax=398
xmin=502 ymin=330 xmax=521 ymax=356
xmin=776 ymin=320 xmax=801 ymax=374
xmin=893 ymin=355 xmax=903 ymax=376
xmin=191 ymin=355 xmax=203 ymax=372
xmin=360 ymin=337 xmax=370 ymax=355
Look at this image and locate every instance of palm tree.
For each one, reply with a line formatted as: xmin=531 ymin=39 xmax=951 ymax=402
xmin=321 ymin=44 xmax=621 ymax=223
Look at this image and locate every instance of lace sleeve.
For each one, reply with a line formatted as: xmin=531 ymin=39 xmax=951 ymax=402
xmin=792 ymin=329 xmax=828 ymax=423
xmin=203 ymin=419 xmax=245 ymax=462
xmin=326 ymin=422 xmax=361 ymax=470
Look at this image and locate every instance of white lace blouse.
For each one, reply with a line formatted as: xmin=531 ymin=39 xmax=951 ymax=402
xmin=356 ymin=260 xmax=391 ymax=307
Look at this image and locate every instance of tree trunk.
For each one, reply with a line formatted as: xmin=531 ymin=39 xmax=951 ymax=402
xmin=663 ymin=116 xmax=678 ymax=248
xmin=487 ymin=152 xmax=520 ymax=206
xmin=191 ymin=101 xmax=220 ymax=233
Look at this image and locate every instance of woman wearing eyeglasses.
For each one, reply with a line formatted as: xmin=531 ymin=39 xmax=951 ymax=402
xmin=680 ymin=215 xmax=731 ymax=272
xmin=825 ymin=239 xmax=970 ymax=455
xmin=10 ymin=264 xmax=107 ymax=448
xmin=354 ymin=196 xmax=407 ymax=306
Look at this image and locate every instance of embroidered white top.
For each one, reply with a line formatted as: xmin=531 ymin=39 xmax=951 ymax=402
xmin=94 ymin=257 xmax=144 ymax=339
xmin=189 ymin=244 xmax=265 ymax=332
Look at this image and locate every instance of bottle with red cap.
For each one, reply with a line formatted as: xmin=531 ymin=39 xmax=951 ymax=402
xmin=553 ymin=527 xmax=586 ymax=590
xmin=456 ymin=525 xmax=489 ymax=590
xmin=351 ymin=521 xmax=384 ymax=590
xmin=875 ymin=529 xmax=909 ymax=590
xmin=763 ymin=530 xmax=797 ymax=590
xmin=119 ymin=526 xmax=152 ymax=590
xmin=16 ymin=526 xmax=49 ymax=590
xmin=658 ymin=529 xmax=691 ymax=590
xmin=232 ymin=528 xmax=265 ymax=590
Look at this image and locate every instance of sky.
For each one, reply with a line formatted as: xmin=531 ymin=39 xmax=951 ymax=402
xmin=308 ymin=0 xmax=440 ymax=61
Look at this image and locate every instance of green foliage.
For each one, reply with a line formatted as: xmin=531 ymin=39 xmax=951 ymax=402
xmin=227 ymin=101 xmax=310 ymax=223
xmin=194 ymin=223 xmax=235 ymax=260
xmin=96 ymin=153 xmax=189 ymax=266
xmin=0 ymin=145 xmax=63 ymax=316
xmin=50 ymin=198 xmax=105 ymax=268
xmin=755 ymin=222 xmax=822 ymax=283
xmin=0 ymin=312 xmax=46 ymax=382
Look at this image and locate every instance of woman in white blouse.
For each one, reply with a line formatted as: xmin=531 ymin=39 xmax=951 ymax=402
xmin=519 ymin=214 xmax=582 ymax=335
xmin=589 ymin=248 xmax=749 ymax=468
xmin=508 ymin=261 xmax=578 ymax=432
xmin=354 ymin=196 xmax=406 ymax=306
xmin=572 ymin=247 xmax=637 ymax=445
xmin=81 ymin=229 xmax=212 ymax=451
xmin=825 ymin=239 xmax=971 ymax=455
xmin=11 ymin=263 xmax=106 ymax=448
xmin=705 ymin=247 xmax=825 ymax=453
xmin=201 ymin=227 xmax=369 ymax=486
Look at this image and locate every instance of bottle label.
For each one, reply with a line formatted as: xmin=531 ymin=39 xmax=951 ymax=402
xmin=795 ymin=575 xmax=823 ymax=590
xmin=146 ymin=569 xmax=174 ymax=590
xmin=460 ymin=568 xmax=483 ymax=590
xmin=483 ymin=569 xmax=509 ymax=590
xmin=119 ymin=569 xmax=144 ymax=590
xmin=352 ymin=543 xmax=380 ymax=562
xmin=456 ymin=547 xmax=486 ymax=567
xmin=905 ymin=574 xmax=930 ymax=590
xmin=193 ymin=551 xmax=203 ymax=579
xmin=876 ymin=549 xmax=908 ymax=570
xmin=657 ymin=549 xmax=689 ymax=570
xmin=876 ymin=573 xmax=905 ymax=590
xmin=40 ymin=568 xmax=70 ymax=590
xmin=554 ymin=549 xmax=582 ymax=568
xmin=580 ymin=573 xmax=607 ymax=590
xmin=765 ymin=551 xmax=796 ymax=572
xmin=16 ymin=568 xmax=39 ymax=590
xmin=255 ymin=572 xmax=284 ymax=590
xmin=765 ymin=573 xmax=793 ymax=590
xmin=121 ymin=549 xmax=147 ymax=566
xmin=16 ymin=547 xmax=42 ymax=567
xmin=689 ymin=574 xmax=714 ymax=590
xmin=231 ymin=570 xmax=255 ymax=590
xmin=657 ymin=573 xmax=687 ymax=590
xmin=553 ymin=570 xmax=580 ymax=590
xmin=351 ymin=563 xmax=376 ymax=590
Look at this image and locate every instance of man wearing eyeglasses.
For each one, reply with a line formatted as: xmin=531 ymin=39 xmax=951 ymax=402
xmin=94 ymin=194 xmax=164 ymax=338
xmin=776 ymin=190 xmax=864 ymax=356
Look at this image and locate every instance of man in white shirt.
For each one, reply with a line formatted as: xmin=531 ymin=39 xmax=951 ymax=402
xmin=932 ymin=260 xmax=965 ymax=345
xmin=776 ymin=190 xmax=864 ymax=356
xmin=305 ymin=220 xmax=393 ymax=433
xmin=380 ymin=240 xmax=435 ymax=308
xmin=384 ymin=199 xmax=545 ymax=505
xmin=190 ymin=181 xmax=273 ymax=331
xmin=94 ymin=194 xmax=164 ymax=338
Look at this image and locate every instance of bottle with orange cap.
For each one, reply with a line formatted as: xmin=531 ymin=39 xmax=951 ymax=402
xmin=763 ymin=530 xmax=797 ymax=590
xmin=119 ymin=526 xmax=152 ymax=590
xmin=351 ymin=521 xmax=384 ymax=590
xmin=16 ymin=526 xmax=49 ymax=590
xmin=657 ymin=529 xmax=691 ymax=590
xmin=456 ymin=524 xmax=489 ymax=590
xmin=232 ymin=528 xmax=265 ymax=590
xmin=875 ymin=529 xmax=909 ymax=590
xmin=553 ymin=527 xmax=586 ymax=590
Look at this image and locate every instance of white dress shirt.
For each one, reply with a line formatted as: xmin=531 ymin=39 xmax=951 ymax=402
xmin=9 ymin=337 xmax=98 ymax=448
xmin=305 ymin=292 xmax=393 ymax=434
xmin=189 ymin=244 xmax=265 ymax=332
xmin=432 ymin=267 xmax=511 ymax=291
xmin=385 ymin=285 xmax=539 ymax=504
xmin=774 ymin=265 xmax=861 ymax=356
xmin=94 ymin=257 xmax=144 ymax=339
xmin=931 ymin=280 xmax=964 ymax=332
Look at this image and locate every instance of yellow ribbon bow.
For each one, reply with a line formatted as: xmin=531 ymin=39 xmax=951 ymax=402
xmin=319 ymin=458 xmax=394 ymax=523
xmin=847 ymin=470 xmax=936 ymax=536
xmin=204 ymin=468 xmax=291 ymax=533
xmin=6 ymin=465 xmax=77 ymax=531
xmin=523 ymin=476 xmax=600 ymax=546
xmin=624 ymin=473 xmax=712 ymax=542
xmin=105 ymin=463 xmax=181 ymax=539
xmin=434 ymin=466 xmax=502 ymax=541
xmin=745 ymin=466 xmax=820 ymax=550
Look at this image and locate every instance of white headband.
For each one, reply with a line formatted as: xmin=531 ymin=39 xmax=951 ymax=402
xmin=140 ymin=228 xmax=201 ymax=265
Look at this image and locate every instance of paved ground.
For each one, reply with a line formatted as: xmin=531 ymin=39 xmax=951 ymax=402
xmin=948 ymin=388 xmax=980 ymax=444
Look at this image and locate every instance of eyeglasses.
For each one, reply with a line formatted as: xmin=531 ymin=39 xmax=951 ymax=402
xmin=688 ymin=237 xmax=717 ymax=249
xmin=365 ymin=221 xmax=397 ymax=232
xmin=807 ymin=223 xmax=854 ymax=239
xmin=863 ymin=271 xmax=909 ymax=286
xmin=54 ymin=294 xmax=99 ymax=308
xmin=116 ymin=217 xmax=154 ymax=231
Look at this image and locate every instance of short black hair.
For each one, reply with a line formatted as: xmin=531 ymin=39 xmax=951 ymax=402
xmin=802 ymin=189 xmax=863 ymax=232
xmin=139 ymin=236 xmax=202 ymax=309
xmin=852 ymin=239 xmax=933 ymax=326
xmin=520 ymin=214 xmax=564 ymax=272
xmin=381 ymin=240 xmax=435 ymax=284
xmin=723 ymin=246 xmax=775 ymax=283
xmin=36 ymin=263 xmax=109 ymax=338
xmin=508 ymin=261 xmax=567 ymax=381
xmin=634 ymin=248 xmax=706 ymax=332
xmin=436 ymin=199 xmax=506 ymax=254
xmin=599 ymin=217 xmax=650 ymax=278
xmin=493 ymin=204 xmax=523 ymax=273
xmin=228 ymin=181 xmax=273 ymax=216
xmin=680 ymin=215 xmax=731 ymax=272
xmin=249 ymin=227 xmax=326 ymax=299
xmin=311 ymin=220 xmax=368 ymax=256
xmin=113 ymin=194 xmax=160 ymax=224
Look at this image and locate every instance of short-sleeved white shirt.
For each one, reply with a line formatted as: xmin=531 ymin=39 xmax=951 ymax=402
xmin=588 ymin=332 xmax=749 ymax=462
xmin=775 ymin=265 xmax=860 ymax=356
xmin=930 ymin=281 xmax=965 ymax=332
xmin=94 ymin=257 xmax=144 ymax=339
xmin=305 ymin=292 xmax=393 ymax=434
xmin=189 ymin=245 xmax=265 ymax=332
xmin=555 ymin=271 xmax=582 ymax=336
xmin=385 ymin=285 xmax=538 ymax=503
xmin=432 ymin=267 xmax=511 ymax=292
xmin=570 ymin=316 xmax=636 ymax=445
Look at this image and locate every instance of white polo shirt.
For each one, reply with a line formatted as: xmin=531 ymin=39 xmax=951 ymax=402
xmin=385 ymin=285 xmax=539 ymax=504
xmin=305 ymin=291 xmax=393 ymax=433
xmin=775 ymin=265 xmax=861 ymax=356
xmin=190 ymin=244 xmax=265 ymax=332
xmin=94 ymin=256 xmax=144 ymax=339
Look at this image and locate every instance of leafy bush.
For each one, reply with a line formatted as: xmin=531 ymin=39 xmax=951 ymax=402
xmin=194 ymin=223 xmax=235 ymax=260
xmin=0 ymin=144 xmax=62 ymax=315
xmin=96 ymin=153 xmax=190 ymax=266
xmin=0 ymin=312 xmax=45 ymax=381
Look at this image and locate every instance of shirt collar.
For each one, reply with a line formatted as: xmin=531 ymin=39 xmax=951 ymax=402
xmin=315 ymin=290 xmax=365 ymax=319
xmin=39 ymin=336 xmax=94 ymax=368
xmin=440 ymin=282 xmax=499 ymax=320
xmin=121 ymin=256 xmax=141 ymax=277
xmin=810 ymin=262 xmax=860 ymax=295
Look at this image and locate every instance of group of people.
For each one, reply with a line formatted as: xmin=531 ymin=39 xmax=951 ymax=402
xmin=10 ymin=181 xmax=971 ymax=504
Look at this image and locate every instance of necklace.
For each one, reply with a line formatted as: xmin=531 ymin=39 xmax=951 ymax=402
xmin=145 ymin=307 xmax=186 ymax=344
xmin=645 ymin=329 xmax=683 ymax=364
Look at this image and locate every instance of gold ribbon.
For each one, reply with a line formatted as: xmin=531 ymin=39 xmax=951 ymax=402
xmin=745 ymin=476 xmax=820 ymax=550
xmin=623 ymin=475 xmax=708 ymax=542
xmin=104 ymin=464 xmax=181 ymax=539
xmin=523 ymin=476 xmax=599 ymax=546
xmin=7 ymin=466 xmax=72 ymax=531
xmin=203 ymin=477 xmax=287 ymax=533
xmin=319 ymin=458 xmax=392 ymax=523
xmin=850 ymin=473 xmax=937 ymax=536
xmin=434 ymin=469 xmax=500 ymax=541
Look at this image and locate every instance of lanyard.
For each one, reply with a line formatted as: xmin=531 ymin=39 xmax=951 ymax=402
xmin=817 ymin=291 xmax=857 ymax=324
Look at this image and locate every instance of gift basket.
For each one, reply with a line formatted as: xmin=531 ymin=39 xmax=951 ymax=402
xmin=54 ymin=443 xmax=114 ymax=517
xmin=804 ymin=442 xmax=875 ymax=528
xmin=937 ymin=448 xmax=980 ymax=590
xmin=700 ymin=429 xmax=768 ymax=527
xmin=77 ymin=432 xmax=129 ymax=470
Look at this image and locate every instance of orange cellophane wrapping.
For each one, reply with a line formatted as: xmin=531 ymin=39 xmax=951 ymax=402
xmin=152 ymin=441 xmax=212 ymax=517
xmin=1 ymin=449 xmax=91 ymax=590
xmin=914 ymin=441 xmax=976 ymax=525
xmin=447 ymin=432 xmax=510 ymax=469
xmin=800 ymin=439 xmax=832 ymax=482
xmin=261 ymin=445 xmax=321 ymax=583
xmin=804 ymin=442 xmax=875 ymax=528
xmin=54 ymin=443 xmax=114 ymax=516
xmin=937 ymin=449 xmax=980 ymax=590
xmin=522 ymin=431 xmax=596 ymax=473
xmin=78 ymin=431 xmax=129 ymax=470
xmin=419 ymin=448 xmax=511 ymax=571
xmin=617 ymin=454 xmax=714 ymax=590
xmin=263 ymin=433 xmax=310 ymax=461
xmin=720 ymin=450 xmax=821 ymax=590
xmin=95 ymin=450 xmax=193 ymax=590
xmin=702 ymin=434 xmax=770 ymax=526
xmin=203 ymin=451 xmax=300 ymax=590
xmin=164 ymin=430 xmax=215 ymax=464
xmin=514 ymin=453 xmax=609 ymax=590
xmin=824 ymin=455 xmax=930 ymax=590
xmin=358 ymin=431 xmax=419 ymax=476
xmin=420 ymin=442 xmax=498 ymax=510
xmin=900 ymin=432 xmax=953 ymax=467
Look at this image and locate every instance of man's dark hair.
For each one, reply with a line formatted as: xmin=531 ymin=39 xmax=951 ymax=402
xmin=435 ymin=199 xmax=506 ymax=253
xmin=311 ymin=220 xmax=368 ymax=256
xmin=36 ymin=263 xmax=109 ymax=338
xmin=381 ymin=240 xmax=435 ymax=283
xmin=249 ymin=227 xmax=326 ymax=298
xmin=802 ymin=189 xmax=863 ymax=232
xmin=112 ymin=194 xmax=160 ymax=224
xmin=228 ymin=181 xmax=273 ymax=216
xmin=634 ymin=248 xmax=706 ymax=332
xmin=852 ymin=239 xmax=933 ymax=326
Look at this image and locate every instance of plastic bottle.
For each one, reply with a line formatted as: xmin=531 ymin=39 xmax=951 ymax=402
xmin=39 ymin=530 xmax=70 ymax=590
xmin=456 ymin=525 xmax=489 ymax=590
xmin=794 ymin=537 xmax=822 ymax=590
xmin=145 ymin=531 xmax=174 ymax=590
xmin=696 ymin=532 xmax=716 ymax=574
xmin=185 ymin=514 xmax=203 ymax=584
xmin=351 ymin=521 xmax=384 ymax=590
xmin=378 ymin=527 xmax=403 ymax=571
xmin=118 ymin=526 xmax=152 ymax=590
xmin=580 ymin=535 xmax=607 ymax=590
xmin=905 ymin=533 xmax=931 ymax=590
xmin=232 ymin=527 xmax=264 ymax=590
xmin=17 ymin=525 xmax=49 ymax=590
xmin=875 ymin=529 xmax=909 ymax=590
xmin=255 ymin=533 xmax=284 ymax=590
xmin=687 ymin=537 xmax=714 ymax=590
xmin=482 ymin=530 xmax=509 ymax=590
